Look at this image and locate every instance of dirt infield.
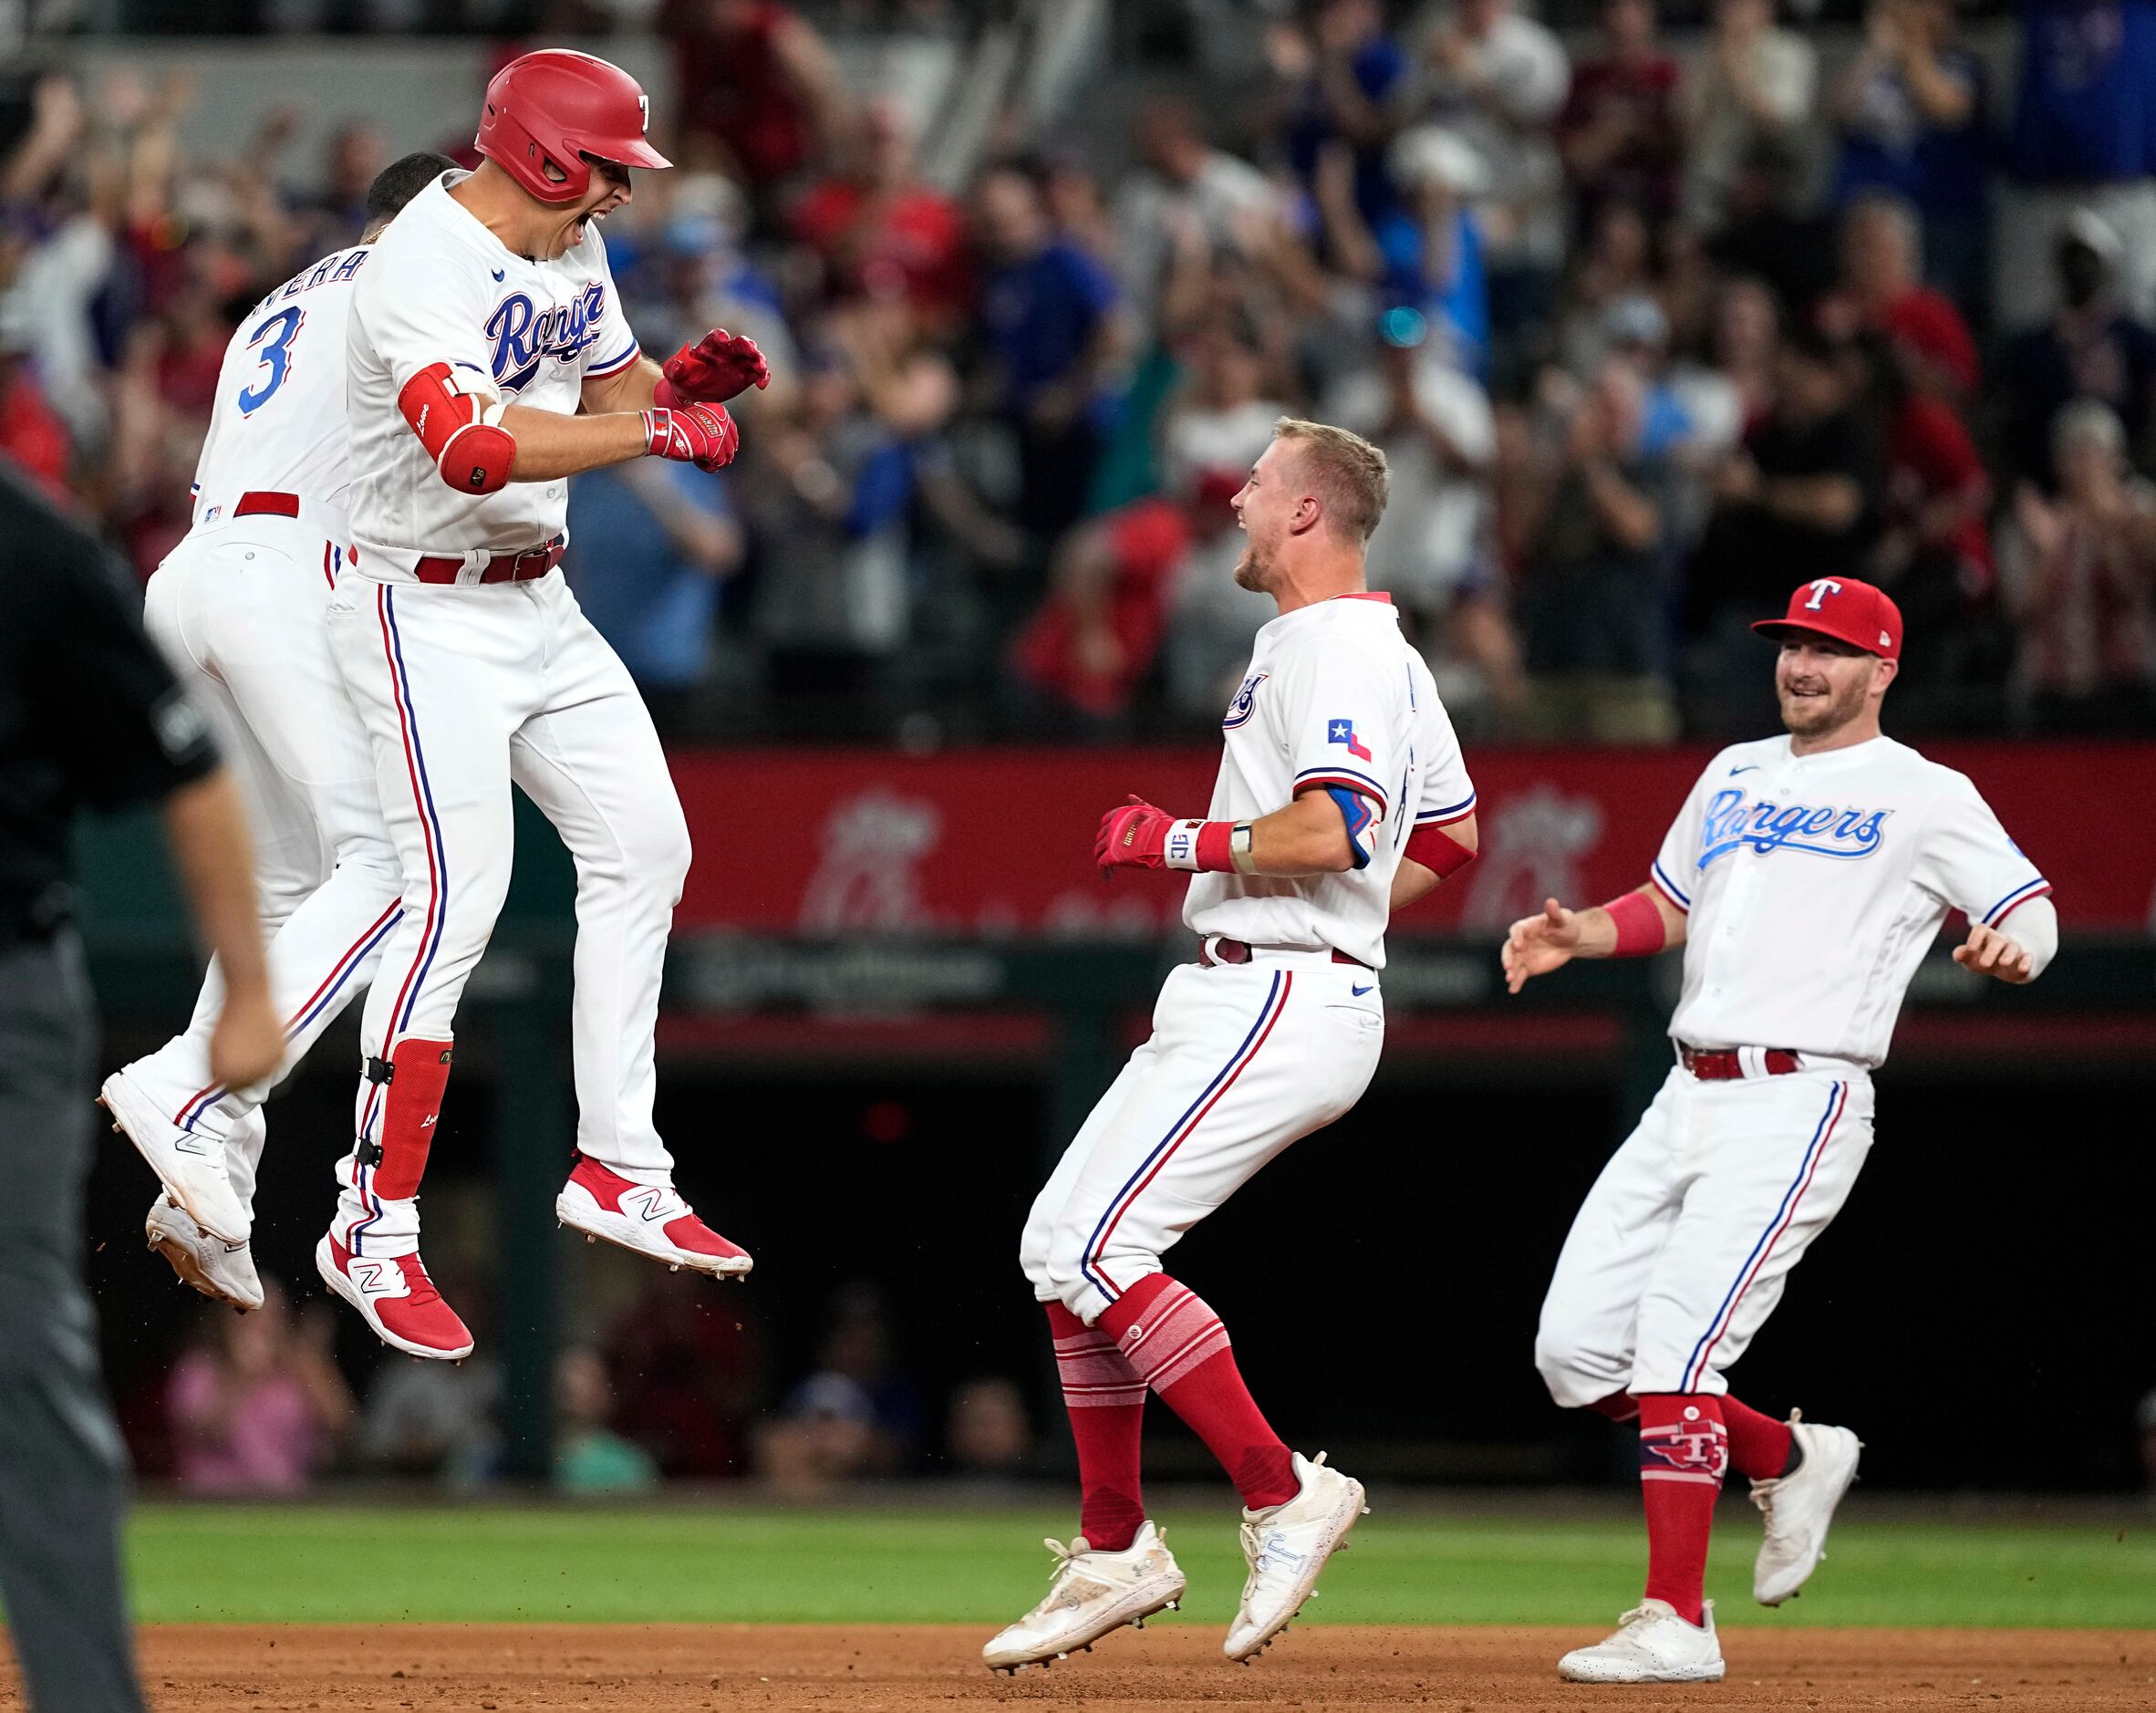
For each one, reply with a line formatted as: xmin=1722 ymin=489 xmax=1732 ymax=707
xmin=4 ymin=1624 xmax=2147 ymax=1712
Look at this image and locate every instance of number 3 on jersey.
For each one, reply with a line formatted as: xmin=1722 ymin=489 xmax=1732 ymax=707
xmin=237 ymin=306 xmax=305 ymax=415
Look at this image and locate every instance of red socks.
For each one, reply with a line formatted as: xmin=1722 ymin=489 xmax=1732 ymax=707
xmin=1720 ymin=1393 xmax=1794 ymax=1480
xmin=1637 ymin=1395 xmax=1727 ymax=1625
xmin=1045 ymin=1303 xmax=1147 ymax=1552
xmin=1094 ymin=1273 xmax=1298 ymax=1512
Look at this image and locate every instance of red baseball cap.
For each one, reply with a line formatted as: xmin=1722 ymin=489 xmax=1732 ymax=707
xmin=1752 ymin=576 xmax=1903 ymax=661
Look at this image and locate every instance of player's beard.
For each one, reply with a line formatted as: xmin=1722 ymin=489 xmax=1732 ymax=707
xmin=1232 ymin=540 xmax=1271 ymax=592
xmin=1778 ymin=667 xmax=1870 ymax=738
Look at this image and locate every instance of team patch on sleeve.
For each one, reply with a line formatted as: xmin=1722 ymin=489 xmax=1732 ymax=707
xmin=1325 ymin=717 xmax=1372 ymax=761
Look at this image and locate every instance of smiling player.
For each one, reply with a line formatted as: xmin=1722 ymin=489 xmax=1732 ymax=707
xmin=987 ymin=420 xmax=1481 ymax=1674
xmin=1505 ymin=576 xmax=2057 ymax=1684
xmin=316 ymin=50 xmax=771 ymax=1359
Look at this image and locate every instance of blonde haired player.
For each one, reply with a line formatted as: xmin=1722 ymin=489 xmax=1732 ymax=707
xmin=318 ymin=50 xmax=770 ymax=1359
xmin=986 ymin=420 xmax=1482 ymax=1673
xmin=1508 ymin=576 xmax=2056 ymax=1684
xmin=99 ymin=152 xmax=458 ymax=1311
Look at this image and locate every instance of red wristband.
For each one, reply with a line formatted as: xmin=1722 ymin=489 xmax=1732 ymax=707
xmin=1603 ymin=889 xmax=1666 ymax=957
xmin=1193 ymin=820 xmax=1236 ymax=872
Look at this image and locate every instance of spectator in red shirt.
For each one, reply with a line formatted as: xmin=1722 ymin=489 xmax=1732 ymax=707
xmin=0 ymin=341 xmax=72 ymax=502
xmin=1557 ymin=0 xmax=1685 ymax=230
xmin=1829 ymin=190 xmax=1978 ymax=403
xmin=663 ymin=0 xmax=855 ymax=202
xmin=791 ymin=100 xmax=973 ymax=336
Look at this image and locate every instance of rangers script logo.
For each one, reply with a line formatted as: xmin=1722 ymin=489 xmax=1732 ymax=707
xmin=486 ymin=283 xmax=609 ymax=393
xmin=1699 ymin=789 xmax=1891 ymax=868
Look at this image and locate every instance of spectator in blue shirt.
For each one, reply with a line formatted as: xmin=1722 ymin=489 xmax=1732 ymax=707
xmin=1271 ymin=0 xmax=1414 ymax=239
xmin=972 ymin=161 xmax=1127 ymax=546
xmin=1999 ymin=0 xmax=2156 ymax=325
xmin=1830 ymin=0 xmax=1993 ymax=323
xmin=566 ymin=464 xmax=744 ymax=738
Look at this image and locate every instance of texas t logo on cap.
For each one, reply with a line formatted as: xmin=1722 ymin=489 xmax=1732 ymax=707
xmin=1753 ymin=576 xmax=1903 ymax=661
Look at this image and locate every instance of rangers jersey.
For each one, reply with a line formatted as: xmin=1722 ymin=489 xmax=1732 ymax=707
xmin=192 ymin=243 xmax=374 ymax=528
xmin=1186 ymin=593 xmax=1477 ymax=969
xmin=1649 ymin=733 xmax=2051 ymax=1066
xmin=345 ymin=169 xmax=641 ymax=579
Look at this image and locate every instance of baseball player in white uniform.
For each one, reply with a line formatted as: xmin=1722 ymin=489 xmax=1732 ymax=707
xmin=317 ymin=50 xmax=771 ymax=1360
xmin=1506 ymin=576 xmax=2058 ymax=1684
xmin=98 ymin=153 xmax=459 ymax=1313
xmin=987 ymin=420 xmax=1482 ymax=1674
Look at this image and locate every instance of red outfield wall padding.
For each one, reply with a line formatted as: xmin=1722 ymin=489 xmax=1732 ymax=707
xmin=666 ymin=743 xmax=2156 ymax=938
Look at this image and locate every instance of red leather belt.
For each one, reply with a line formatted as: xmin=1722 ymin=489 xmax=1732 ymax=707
xmin=1200 ymin=937 xmax=1369 ymax=971
xmin=234 ymin=489 xmax=300 ymax=518
xmin=1680 ymin=1045 xmax=1801 ymax=1080
xmin=413 ymin=535 xmax=565 ymax=585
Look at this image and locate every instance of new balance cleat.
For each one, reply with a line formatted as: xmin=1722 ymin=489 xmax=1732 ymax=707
xmin=100 ymin=1069 xmax=250 ymax=1243
xmin=316 ymin=1234 xmax=472 ymax=1360
xmin=555 ymin=1155 xmax=751 ymax=1277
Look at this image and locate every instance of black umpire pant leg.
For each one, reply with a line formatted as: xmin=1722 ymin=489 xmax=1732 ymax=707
xmin=0 ymin=936 xmax=147 ymax=1713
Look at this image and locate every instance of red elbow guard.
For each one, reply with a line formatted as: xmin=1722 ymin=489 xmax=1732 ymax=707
xmin=1405 ymin=820 xmax=1477 ymax=877
xmin=398 ymin=361 xmax=514 ymax=494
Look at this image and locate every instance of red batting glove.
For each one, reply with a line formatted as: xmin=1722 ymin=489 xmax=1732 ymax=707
xmin=656 ymin=328 xmax=770 ymax=408
xmin=1095 ymin=795 xmax=1175 ymax=876
xmin=642 ymin=400 xmax=740 ymax=472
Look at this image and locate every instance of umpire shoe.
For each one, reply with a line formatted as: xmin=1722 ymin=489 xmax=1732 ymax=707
xmin=555 ymin=1156 xmax=752 ymax=1277
xmin=100 ymin=1069 xmax=251 ymax=1243
xmin=315 ymin=1234 xmax=473 ymax=1360
xmin=982 ymin=1522 xmax=1186 ymax=1673
xmin=1750 ymin=1411 xmax=1863 ymax=1605
xmin=1558 ymin=1599 xmax=1726 ymax=1683
xmin=146 ymin=1194 xmax=264 ymax=1312
xmin=1224 ymin=1451 xmax=1369 ymax=1662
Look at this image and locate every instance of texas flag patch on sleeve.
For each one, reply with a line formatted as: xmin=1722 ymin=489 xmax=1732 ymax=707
xmin=1327 ymin=718 xmax=1372 ymax=762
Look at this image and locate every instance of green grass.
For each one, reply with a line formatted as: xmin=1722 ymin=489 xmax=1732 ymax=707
xmin=124 ymin=1503 xmax=2156 ymax=1628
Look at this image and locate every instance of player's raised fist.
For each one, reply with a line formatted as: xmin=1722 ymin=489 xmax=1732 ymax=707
xmin=658 ymin=329 xmax=770 ymax=406
xmin=1095 ymin=796 xmax=1175 ymax=876
xmin=641 ymin=400 xmax=739 ymax=472
xmin=1502 ymin=897 xmax=1581 ymax=993
xmin=1953 ymin=920 xmax=2036 ymax=984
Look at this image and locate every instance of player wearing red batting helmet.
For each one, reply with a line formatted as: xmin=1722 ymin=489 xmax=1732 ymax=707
xmin=313 ymin=49 xmax=773 ymax=1363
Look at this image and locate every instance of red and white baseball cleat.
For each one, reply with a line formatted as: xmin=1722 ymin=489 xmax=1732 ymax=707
xmin=554 ymin=1156 xmax=752 ymax=1277
xmin=315 ymin=1234 xmax=473 ymax=1360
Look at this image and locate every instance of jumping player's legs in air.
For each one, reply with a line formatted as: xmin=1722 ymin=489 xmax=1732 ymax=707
xmin=1535 ymin=1068 xmax=1872 ymax=1683
xmin=320 ymin=575 xmax=745 ymax=1360
xmin=988 ymin=960 xmax=1381 ymax=1672
xmin=107 ymin=521 xmax=403 ymax=1307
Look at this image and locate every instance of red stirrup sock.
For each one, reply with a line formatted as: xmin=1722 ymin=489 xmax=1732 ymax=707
xmin=1637 ymin=1395 xmax=1727 ymax=1626
xmin=1045 ymin=1303 xmax=1147 ymax=1552
xmin=1095 ymin=1273 xmax=1298 ymax=1511
xmin=1721 ymin=1393 xmax=1796 ymax=1480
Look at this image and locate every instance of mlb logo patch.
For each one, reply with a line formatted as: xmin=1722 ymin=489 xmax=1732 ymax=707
xmin=1327 ymin=718 xmax=1372 ymax=762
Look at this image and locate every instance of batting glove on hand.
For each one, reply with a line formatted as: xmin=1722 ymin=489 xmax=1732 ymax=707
xmin=657 ymin=328 xmax=770 ymax=407
xmin=642 ymin=400 xmax=739 ymax=472
xmin=1095 ymin=795 xmax=1176 ymax=876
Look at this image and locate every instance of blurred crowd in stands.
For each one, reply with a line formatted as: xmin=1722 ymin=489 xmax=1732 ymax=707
xmin=5 ymin=0 xmax=2156 ymax=744
xmin=139 ymin=1265 xmax=1031 ymax=1494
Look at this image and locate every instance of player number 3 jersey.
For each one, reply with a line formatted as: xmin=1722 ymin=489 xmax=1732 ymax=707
xmin=1186 ymin=594 xmax=1476 ymax=970
xmin=1649 ymin=734 xmax=2051 ymax=1067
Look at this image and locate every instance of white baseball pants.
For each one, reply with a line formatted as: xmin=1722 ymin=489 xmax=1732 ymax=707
xmin=1022 ymin=955 xmax=1384 ymax=1324
xmin=1536 ymin=1064 xmax=1875 ymax=1405
xmin=325 ymin=570 xmax=689 ymax=1255
xmin=130 ymin=514 xmax=405 ymax=1218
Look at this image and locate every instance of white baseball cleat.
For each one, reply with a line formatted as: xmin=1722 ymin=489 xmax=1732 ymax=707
xmin=1750 ymin=1410 xmax=1863 ymax=1605
xmin=555 ymin=1155 xmax=752 ymax=1278
xmin=1557 ymin=1598 xmax=1726 ymax=1683
xmin=315 ymin=1234 xmax=473 ymax=1360
xmin=146 ymin=1195 xmax=264 ymax=1312
xmin=981 ymin=1521 xmax=1186 ymax=1674
xmin=99 ymin=1069 xmax=250 ymax=1244
xmin=1223 ymin=1450 xmax=1368 ymax=1662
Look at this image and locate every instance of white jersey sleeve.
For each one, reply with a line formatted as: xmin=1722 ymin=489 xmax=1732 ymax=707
xmin=1909 ymin=771 xmax=2051 ymax=931
xmin=1273 ymin=624 xmax=1402 ymax=866
xmin=351 ymin=240 xmax=498 ymax=404
xmin=1408 ymin=659 xmax=1477 ymax=832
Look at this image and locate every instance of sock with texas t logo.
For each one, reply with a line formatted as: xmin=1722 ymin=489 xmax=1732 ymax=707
xmin=1636 ymin=1394 xmax=1727 ymax=1625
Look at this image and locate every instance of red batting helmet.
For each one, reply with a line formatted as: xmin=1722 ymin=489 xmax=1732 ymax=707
xmin=475 ymin=49 xmax=670 ymax=206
